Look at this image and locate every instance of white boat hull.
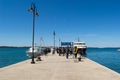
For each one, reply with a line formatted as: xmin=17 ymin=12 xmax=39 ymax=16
xmin=117 ymin=49 xmax=120 ymax=52
xmin=26 ymin=47 xmax=40 ymax=58
xmin=26 ymin=51 xmax=39 ymax=58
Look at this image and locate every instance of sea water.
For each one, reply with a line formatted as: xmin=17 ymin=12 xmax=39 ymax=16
xmin=0 ymin=47 xmax=29 ymax=68
xmin=87 ymin=48 xmax=120 ymax=73
xmin=0 ymin=47 xmax=120 ymax=74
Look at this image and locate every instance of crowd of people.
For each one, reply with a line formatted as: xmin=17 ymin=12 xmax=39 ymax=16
xmin=56 ymin=47 xmax=86 ymax=60
xmin=36 ymin=46 xmax=86 ymax=61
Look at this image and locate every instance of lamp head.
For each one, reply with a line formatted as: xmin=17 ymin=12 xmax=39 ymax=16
xmin=29 ymin=7 xmax=33 ymax=12
xmin=35 ymin=12 xmax=39 ymax=16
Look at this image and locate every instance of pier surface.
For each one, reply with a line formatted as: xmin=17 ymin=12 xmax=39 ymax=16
xmin=0 ymin=53 xmax=120 ymax=80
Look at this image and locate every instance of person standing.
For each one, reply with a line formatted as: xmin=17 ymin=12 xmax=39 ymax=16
xmin=74 ymin=46 xmax=78 ymax=59
xmin=44 ymin=48 xmax=47 ymax=56
xmin=66 ymin=48 xmax=70 ymax=59
xmin=59 ymin=47 xmax=62 ymax=56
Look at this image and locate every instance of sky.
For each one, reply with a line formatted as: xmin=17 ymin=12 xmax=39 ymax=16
xmin=0 ymin=0 xmax=120 ymax=47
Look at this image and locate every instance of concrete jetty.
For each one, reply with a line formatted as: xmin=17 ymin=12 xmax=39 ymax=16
xmin=0 ymin=53 xmax=120 ymax=80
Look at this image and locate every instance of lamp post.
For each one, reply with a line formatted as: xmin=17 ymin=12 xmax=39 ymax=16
xmin=59 ymin=38 xmax=61 ymax=48
xmin=53 ymin=31 xmax=56 ymax=54
xmin=28 ymin=2 xmax=39 ymax=64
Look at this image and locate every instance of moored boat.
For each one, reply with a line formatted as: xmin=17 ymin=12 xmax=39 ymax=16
xmin=73 ymin=41 xmax=87 ymax=57
xmin=26 ymin=47 xmax=40 ymax=58
xmin=73 ymin=41 xmax=87 ymax=49
xmin=117 ymin=49 xmax=120 ymax=52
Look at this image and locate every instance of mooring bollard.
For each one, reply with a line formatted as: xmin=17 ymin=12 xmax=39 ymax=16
xmin=36 ymin=53 xmax=42 ymax=61
xmin=78 ymin=57 xmax=81 ymax=61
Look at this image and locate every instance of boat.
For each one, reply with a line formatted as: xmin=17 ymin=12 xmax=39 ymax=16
xmin=73 ymin=41 xmax=87 ymax=49
xmin=73 ymin=41 xmax=87 ymax=56
xmin=26 ymin=47 xmax=40 ymax=58
xmin=26 ymin=38 xmax=45 ymax=58
xmin=117 ymin=49 xmax=120 ymax=52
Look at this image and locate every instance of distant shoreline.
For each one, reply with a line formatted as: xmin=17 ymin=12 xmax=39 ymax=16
xmin=0 ymin=46 xmax=120 ymax=48
xmin=0 ymin=46 xmax=30 ymax=48
xmin=88 ymin=47 xmax=120 ymax=48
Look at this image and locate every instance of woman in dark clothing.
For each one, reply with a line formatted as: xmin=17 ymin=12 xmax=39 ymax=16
xmin=66 ymin=48 xmax=70 ymax=59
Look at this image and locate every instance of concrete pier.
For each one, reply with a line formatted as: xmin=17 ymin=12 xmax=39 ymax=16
xmin=0 ymin=53 xmax=120 ymax=80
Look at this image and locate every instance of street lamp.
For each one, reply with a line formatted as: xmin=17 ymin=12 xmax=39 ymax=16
xmin=53 ymin=31 xmax=56 ymax=54
xmin=59 ymin=38 xmax=61 ymax=47
xmin=28 ymin=2 xmax=39 ymax=64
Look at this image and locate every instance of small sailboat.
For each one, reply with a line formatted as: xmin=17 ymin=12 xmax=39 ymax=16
xmin=26 ymin=38 xmax=45 ymax=58
xmin=26 ymin=47 xmax=40 ymax=58
xmin=117 ymin=49 xmax=120 ymax=52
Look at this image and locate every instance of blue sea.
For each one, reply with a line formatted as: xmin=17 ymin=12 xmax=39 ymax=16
xmin=0 ymin=47 xmax=29 ymax=68
xmin=87 ymin=48 xmax=120 ymax=73
xmin=0 ymin=47 xmax=120 ymax=74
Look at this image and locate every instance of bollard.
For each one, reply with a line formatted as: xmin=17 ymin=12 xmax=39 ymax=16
xmin=36 ymin=54 xmax=42 ymax=61
xmin=78 ymin=57 xmax=81 ymax=61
